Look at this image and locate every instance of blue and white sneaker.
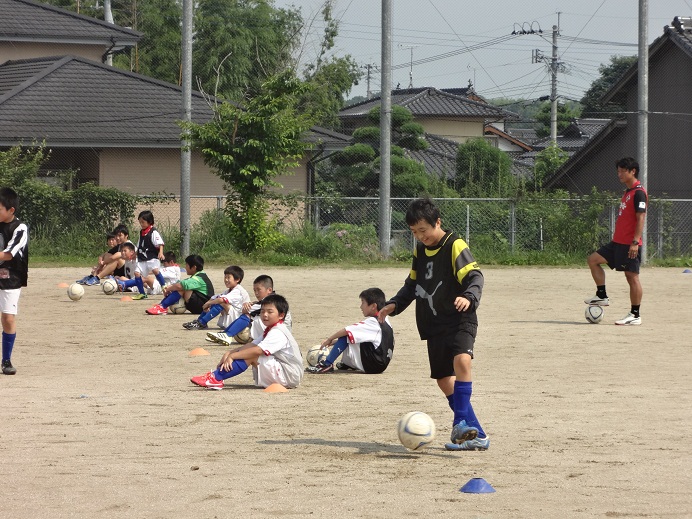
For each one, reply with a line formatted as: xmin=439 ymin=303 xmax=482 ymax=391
xmin=450 ymin=420 xmax=478 ymax=444
xmin=445 ymin=436 xmax=490 ymax=451
xmin=76 ymin=275 xmax=92 ymax=284
xmin=84 ymin=276 xmax=101 ymax=286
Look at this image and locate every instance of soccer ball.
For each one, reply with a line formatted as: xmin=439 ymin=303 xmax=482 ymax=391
xmin=397 ymin=411 xmax=436 ymax=451
xmin=168 ymin=299 xmax=187 ymax=314
xmin=305 ymin=345 xmax=331 ymax=367
xmin=67 ymin=283 xmax=84 ymax=301
xmin=233 ymin=325 xmax=253 ymax=344
xmin=585 ymin=305 xmax=604 ymax=324
xmin=102 ymin=278 xmax=118 ymax=295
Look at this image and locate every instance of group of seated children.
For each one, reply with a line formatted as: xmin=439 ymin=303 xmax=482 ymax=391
xmin=187 ymin=279 xmax=394 ymax=391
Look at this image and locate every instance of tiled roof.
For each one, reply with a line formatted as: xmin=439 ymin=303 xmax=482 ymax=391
xmin=304 ymin=126 xmax=353 ymax=151
xmin=340 ymin=86 xmax=517 ymax=121
xmin=0 ymin=0 xmax=141 ymax=45
xmin=0 ymin=55 xmax=214 ymax=147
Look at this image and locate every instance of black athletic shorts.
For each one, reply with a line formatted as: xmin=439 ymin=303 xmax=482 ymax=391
xmin=184 ymin=291 xmax=209 ymax=315
xmin=597 ymin=241 xmax=640 ymax=273
xmin=426 ymin=321 xmax=477 ymax=379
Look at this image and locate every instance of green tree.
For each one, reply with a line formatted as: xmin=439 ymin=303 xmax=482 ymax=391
xmin=454 ymin=138 xmax=515 ymax=197
xmin=192 ymin=0 xmax=302 ymax=99
xmin=181 ymin=71 xmax=310 ymax=252
xmin=533 ymin=144 xmax=568 ymax=192
xmin=580 ymin=55 xmax=637 ymax=117
xmin=534 ymin=102 xmax=581 ymax=138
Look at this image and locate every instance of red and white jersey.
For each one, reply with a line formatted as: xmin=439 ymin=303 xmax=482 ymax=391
xmin=213 ymin=285 xmax=251 ymax=328
xmin=252 ymin=322 xmax=303 ymax=388
xmin=345 ymin=315 xmax=391 ymax=348
xmin=160 ymin=265 xmax=181 ymax=285
xmin=613 ymin=182 xmax=647 ymax=245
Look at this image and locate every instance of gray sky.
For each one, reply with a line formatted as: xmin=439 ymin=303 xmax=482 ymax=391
xmin=276 ymin=0 xmax=692 ymax=102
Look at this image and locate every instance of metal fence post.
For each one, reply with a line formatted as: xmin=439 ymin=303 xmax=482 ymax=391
xmin=314 ymin=198 xmax=320 ymax=229
xmin=216 ymin=196 xmax=223 ymax=220
xmin=540 ymin=216 xmax=544 ymax=251
xmin=466 ymin=204 xmax=470 ymax=244
xmin=510 ymin=200 xmax=516 ymax=252
xmin=657 ymin=206 xmax=663 ymax=259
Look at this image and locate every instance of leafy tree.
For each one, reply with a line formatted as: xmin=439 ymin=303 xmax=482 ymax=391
xmin=534 ymin=101 xmax=581 ymax=138
xmin=581 ymin=55 xmax=637 ymax=117
xmin=192 ymin=0 xmax=302 ymax=99
xmin=533 ymin=144 xmax=568 ymax=192
xmin=181 ymin=71 xmax=310 ymax=252
xmin=454 ymin=138 xmax=515 ymax=197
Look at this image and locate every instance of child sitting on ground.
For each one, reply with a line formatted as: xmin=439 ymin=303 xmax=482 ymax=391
xmin=118 ymin=211 xmax=166 ymax=299
xmin=183 ymin=265 xmax=250 ymax=330
xmin=76 ymin=231 xmax=117 ymax=284
xmin=204 ymin=274 xmax=292 ymax=346
xmin=190 ymin=294 xmax=303 ymax=390
xmin=146 ymin=251 xmax=181 ymax=295
xmin=306 ymin=287 xmax=394 ymax=374
xmin=145 ymin=254 xmax=214 ymax=315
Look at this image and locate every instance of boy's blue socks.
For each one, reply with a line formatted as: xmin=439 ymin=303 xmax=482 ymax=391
xmin=135 ymin=277 xmax=145 ymax=295
xmin=160 ymin=291 xmax=181 ymax=309
xmin=123 ymin=278 xmax=138 ymax=289
xmin=447 ymin=394 xmax=455 ymax=412
xmin=465 ymin=402 xmax=486 ymax=438
xmin=2 ymin=331 xmax=16 ymax=362
xmin=325 ymin=336 xmax=348 ymax=365
xmin=223 ymin=314 xmax=252 ymax=336
xmin=214 ymin=359 xmax=248 ymax=380
xmin=198 ymin=304 xmax=222 ymax=326
xmin=453 ymin=380 xmax=472 ymax=425
xmin=155 ymin=272 xmax=166 ymax=289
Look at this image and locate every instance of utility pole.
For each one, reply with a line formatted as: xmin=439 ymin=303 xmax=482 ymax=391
xmin=180 ymin=0 xmax=193 ymax=259
xmin=549 ymin=24 xmax=558 ymax=143
xmin=363 ymin=63 xmax=379 ymax=99
xmin=638 ymin=0 xmax=648 ymax=264
xmin=399 ymin=44 xmax=419 ymax=89
xmin=380 ymin=0 xmax=392 ymax=257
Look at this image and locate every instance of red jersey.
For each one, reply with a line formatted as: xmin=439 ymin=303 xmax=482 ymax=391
xmin=612 ymin=181 xmax=647 ymax=245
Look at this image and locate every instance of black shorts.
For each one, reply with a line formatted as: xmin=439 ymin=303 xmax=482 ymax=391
xmin=597 ymin=242 xmax=640 ymax=273
xmin=426 ymin=322 xmax=477 ymax=379
xmin=184 ymin=291 xmax=209 ymax=315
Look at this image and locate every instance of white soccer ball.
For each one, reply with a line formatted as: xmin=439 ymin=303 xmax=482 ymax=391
xmin=585 ymin=305 xmax=604 ymax=324
xmin=168 ymin=299 xmax=187 ymax=314
xmin=233 ymin=325 xmax=253 ymax=344
xmin=397 ymin=411 xmax=436 ymax=451
xmin=102 ymin=278 xmax=118 ymax=295
xmin=67 ymin=283 xmax=84 ymax=301
xmin=306 ymin=345 xmax=331 ymax=367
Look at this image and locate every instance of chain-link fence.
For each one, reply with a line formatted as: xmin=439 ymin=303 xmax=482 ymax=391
xmin=135 ymin=195 xmax=692 ymax=261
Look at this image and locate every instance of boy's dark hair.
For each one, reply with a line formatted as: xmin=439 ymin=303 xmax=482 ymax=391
xmin=113 ymin=224 xmax=129 ymax=237
xmin=261 ymin=293 xmax=288 ymax=316
xmin=185 ymin=254 xmax=204 ymax=272
xmin=138 ymin=210 xmax=155 ymax=225
xmin=405 ymin=198 xmax=441 ymax=227
xmin=106 ymin=232 xmax=116 ymax=241
xmin=163 ymin=251 xmax=177 ymax=263
xmin=224 ymin=265 xmax=244 ymax=281
xmin=359 ymin=287 xmax=386 ymax=310
xmin=120 ymin=242 xmax=135 ymax=253
xmin=615 ymin=157 xmax=639 ymax=177
xmin=0 ymin=187 xmax=19 ymax=213
xmin=253 ymin=274 xmax=274 ymax=289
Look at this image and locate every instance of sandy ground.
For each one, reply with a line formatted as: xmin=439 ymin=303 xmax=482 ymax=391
xmin=1 ymin=266 xmax=691 ymax=518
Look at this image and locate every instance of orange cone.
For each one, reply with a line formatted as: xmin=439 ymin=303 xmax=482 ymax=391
xmin=189 ymin=347 xmax=210 ymax=356
xmin=57 ymin=282 xmax=69 ymax=288
xmin=264 ymin=383 xmax=288 ymax=393
xmin=120 ymin=295 xmax=133 ymax=302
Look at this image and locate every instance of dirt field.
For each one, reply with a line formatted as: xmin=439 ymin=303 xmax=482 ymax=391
xmin=2 ymin=266 xmax=691 ymax=518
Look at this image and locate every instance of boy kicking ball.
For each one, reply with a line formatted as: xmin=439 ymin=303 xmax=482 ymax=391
xmin=379 ymin=198 xmax=489 ymax=451
xmin=190 ymin=294 xmax=303 ymax=390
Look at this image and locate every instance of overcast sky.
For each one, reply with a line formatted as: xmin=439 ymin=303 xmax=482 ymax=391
xmin=276 ymin=0 xmax=692 ymax=102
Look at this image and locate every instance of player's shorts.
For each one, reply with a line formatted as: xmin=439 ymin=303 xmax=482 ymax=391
xmin=253 ymin=357 xmax=290 ymax=388
xmin=135 ymin=258 xmax=161 ymax=277
xmin=596 ymin=241 xmax=640 ymax=273
xmin=0 ymin=288 xmax=21 ymax=315
xmin=185 ymin=291 xmax=210 ymax=315
xmin=426 ymin=322 xmax=477 ymax=379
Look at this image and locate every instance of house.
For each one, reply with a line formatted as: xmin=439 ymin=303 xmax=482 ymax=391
xmin=544 ymin=17 xmax=692 ymax=197
xmin=0 ymin=0 xmax=352 ymax=209
xmin=339 ymin=86 xmax=518 ymax=144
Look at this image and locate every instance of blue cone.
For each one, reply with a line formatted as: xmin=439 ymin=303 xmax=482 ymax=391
xmin=459 ymin=477 xmax=495 ymax=494
xmin=683 ymin=269 xmax=691 ymax=274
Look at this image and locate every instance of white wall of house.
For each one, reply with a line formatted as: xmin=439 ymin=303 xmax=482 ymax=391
xmin=0 ymin=42 xmax=104 ymax=62
xmin=416 ymin=118 xmax=485 ymax=142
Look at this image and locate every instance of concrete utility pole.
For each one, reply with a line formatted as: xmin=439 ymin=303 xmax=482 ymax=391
xmin=638 ymin=0 xmax=649 ymax=264
xmin=379 ymin=0 xmax=392 ymax=257
xmin=180 ymin=0 xmax=193 ymax=259
xmin=549 ymin=24 xmax=558 ymax=143
xmin=104 ymin=0 xmax=113 ymax=65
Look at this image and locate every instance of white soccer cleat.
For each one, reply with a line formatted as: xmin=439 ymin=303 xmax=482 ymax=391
xmin=584 ymin=295 xmax=609 ymax=306
xmin=614 ymin=312 xmax=641 ymax=326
